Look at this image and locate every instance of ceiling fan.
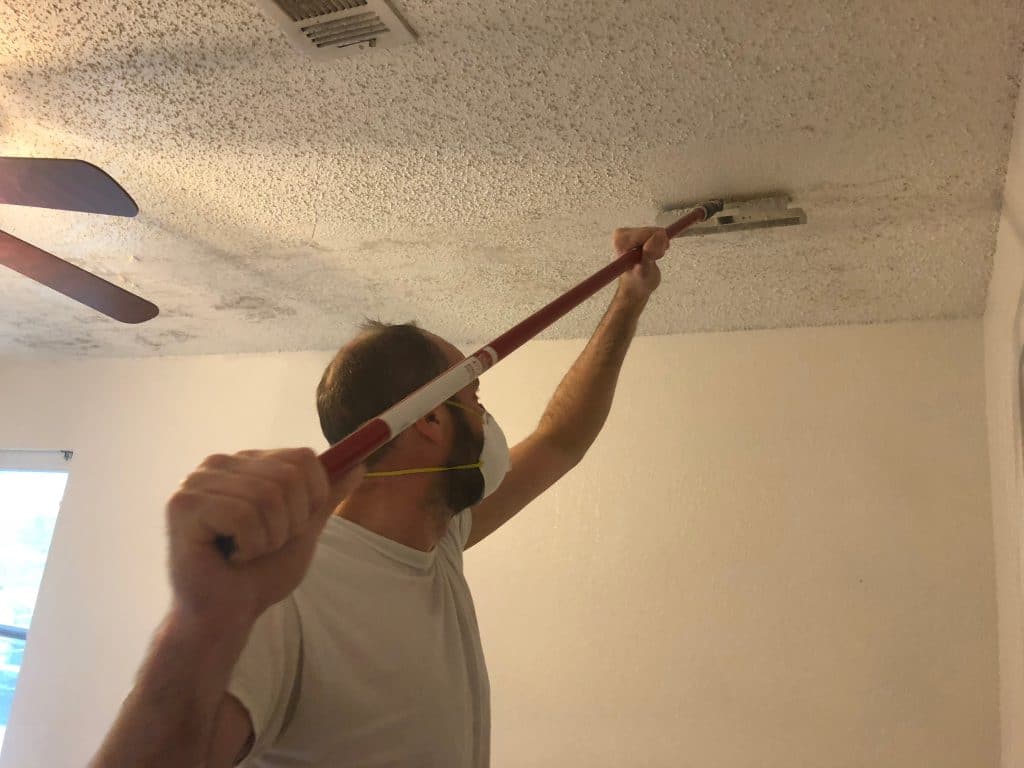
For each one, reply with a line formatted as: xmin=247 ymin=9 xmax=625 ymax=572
xmin=0 ymin=157 xmax=158 ymax=323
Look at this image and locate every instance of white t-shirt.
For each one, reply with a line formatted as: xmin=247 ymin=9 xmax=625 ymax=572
xmin=228 ymin=509 xmax=490 ymax=767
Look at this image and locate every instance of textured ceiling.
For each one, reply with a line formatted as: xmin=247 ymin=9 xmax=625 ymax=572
xmin=0 ymin=0 xmax=1022 ymax=357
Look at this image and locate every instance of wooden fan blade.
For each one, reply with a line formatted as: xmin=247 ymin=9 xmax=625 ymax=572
xmin=0 ymin=158 xmax=138 ymax=217
xmin=0 ymin=230 xmax=158 ymax=324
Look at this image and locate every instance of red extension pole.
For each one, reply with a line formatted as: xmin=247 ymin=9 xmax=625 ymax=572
xmin=215 ymin=202 xmax=723 ymax=557
xmin=317 ymin=200 xmax=723 ymax=480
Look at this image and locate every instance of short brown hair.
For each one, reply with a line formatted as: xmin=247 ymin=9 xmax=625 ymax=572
xmin=316 ymin=320 xmax=449 ymax=466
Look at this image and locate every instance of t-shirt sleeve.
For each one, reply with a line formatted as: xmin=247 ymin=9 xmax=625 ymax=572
xmin=452 ymin=508 xmax=474 ymax=550
xmin=227 ymin=597 xmax=302 ymax=764
xmin=438 ymin=508 xmax=474 ymax=565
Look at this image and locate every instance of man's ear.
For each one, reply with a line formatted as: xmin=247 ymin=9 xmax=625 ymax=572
xmin=412 ymin=407 xmax=447 ymax=444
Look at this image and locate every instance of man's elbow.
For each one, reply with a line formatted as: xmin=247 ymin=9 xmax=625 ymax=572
xmin=535 ymin=430 xmax=588 ymax=473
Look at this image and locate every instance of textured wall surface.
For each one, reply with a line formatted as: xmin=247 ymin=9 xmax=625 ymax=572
xmin=0 ymin=320 xmax=996 ymax=767
xmin=0 ymin=0 xmax=1022 ymax=357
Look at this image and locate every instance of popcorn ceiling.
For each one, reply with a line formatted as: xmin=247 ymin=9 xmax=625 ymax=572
xmin=0 ymin=0 xmax=1021 ymax=357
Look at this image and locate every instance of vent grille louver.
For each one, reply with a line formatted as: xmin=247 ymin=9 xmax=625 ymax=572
xmin=304 ymin=13 xmax=388 ymax=49
xmin=275 ymin=0 xmax=369 ymax=22
xmin=255 ymin=0 xmax=415 ymax=59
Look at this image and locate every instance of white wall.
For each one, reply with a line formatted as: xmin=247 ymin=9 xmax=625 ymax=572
xmin=985 ymin=55 xmax=1024 ymax=768
xmin=0 ymin=319 xmax=996 ymax=768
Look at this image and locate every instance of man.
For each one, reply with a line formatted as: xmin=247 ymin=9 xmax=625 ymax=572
xmin=89 ymin=226 xmax=670 ymax=767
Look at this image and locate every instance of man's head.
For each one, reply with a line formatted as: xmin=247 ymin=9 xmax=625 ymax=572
xmin=316 ymin=320 xmax=487 ymax=513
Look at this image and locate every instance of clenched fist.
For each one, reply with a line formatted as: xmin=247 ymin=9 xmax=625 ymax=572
xmin=166 ymin=448 xmax=364 ymax=632
xmin=613 ymin=226 xmax=669 ymax=306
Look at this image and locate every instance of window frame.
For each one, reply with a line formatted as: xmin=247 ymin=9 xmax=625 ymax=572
xmin=0 ymin=448 xmax=72 ymax=744
xmin=0 ymin=449 xmax=73 ymax=640
xmin=0 ymin=450 xmax=73 ymax=474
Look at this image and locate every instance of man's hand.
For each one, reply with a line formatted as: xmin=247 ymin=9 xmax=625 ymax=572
xmin=92 ymin=449 xmax=364 ymax=768
xmin=166 ymin=448 xmax=364 ymax=634
xmin=613 ymin=227 xmax=670 ymax=306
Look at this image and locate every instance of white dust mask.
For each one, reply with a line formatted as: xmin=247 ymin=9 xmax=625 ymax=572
xmin=474 ymin=407 xmax=510 ymax=500
xmin=364 ymin=398 xmax=510 ymax=502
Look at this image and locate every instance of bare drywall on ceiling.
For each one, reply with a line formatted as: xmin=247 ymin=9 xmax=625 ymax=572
xmin=0 ymin=0 xmax=1021 ymax=357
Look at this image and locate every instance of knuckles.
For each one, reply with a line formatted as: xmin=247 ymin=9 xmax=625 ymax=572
xmin=200 ymin=453 xmax=232 ymax=470
xmin=264 ymin=483 xmax=288 ymax=511
xmin=167 ymin=488 xmax=202 ymax=514
xmin=179 ymin=448 xmax=324 ymax=518
xmin=276 ymin=461 xmax=301 ymax=487
xmin=278 ymin=446 xmax=317 ymax=466
xmin=613 ymin=226 xmax=666 ymax=252
xmin=294 ymin=447 xmax=318 ymax=462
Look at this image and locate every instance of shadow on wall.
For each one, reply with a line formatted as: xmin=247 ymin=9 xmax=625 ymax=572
xmin=1017 ymin=295 xmax=1024 ymax=485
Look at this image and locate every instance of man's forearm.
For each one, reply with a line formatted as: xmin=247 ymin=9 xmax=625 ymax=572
xmin=537 ymin=287 xmax=645 ymax=457
xmin=89 ymin=606 xmax=250 ymax=768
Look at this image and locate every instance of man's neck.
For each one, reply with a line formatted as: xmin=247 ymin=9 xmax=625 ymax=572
xmin=334 ymin=481 xmax=451 ymax=552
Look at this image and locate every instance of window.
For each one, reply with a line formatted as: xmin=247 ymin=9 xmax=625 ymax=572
xmin=0 ymin=450 xmax=71 ymax=752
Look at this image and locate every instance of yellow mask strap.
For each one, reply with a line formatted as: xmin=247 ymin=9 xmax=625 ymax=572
xmin=365 ymin=461 xmax=483 ymax=478
xmin=364 ymin=399 xmax=484 ymax=478
xmin=444 ymin=399 xmax=482 ymax=418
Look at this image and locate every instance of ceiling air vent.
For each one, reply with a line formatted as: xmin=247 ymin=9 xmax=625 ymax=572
xmin=255 ymin=0 xmax=416 ymax=59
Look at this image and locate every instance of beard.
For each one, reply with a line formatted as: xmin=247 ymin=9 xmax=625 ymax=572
xmin=441 ymin=404 xmax=485 ymax=513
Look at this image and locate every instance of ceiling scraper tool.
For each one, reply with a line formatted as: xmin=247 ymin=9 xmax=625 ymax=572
xmin=656 ymin=194 xmax=806 ymax=236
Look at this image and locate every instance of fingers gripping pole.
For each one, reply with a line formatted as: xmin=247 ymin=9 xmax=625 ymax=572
xmin=316 ymin=200 xmax=723 ymax=481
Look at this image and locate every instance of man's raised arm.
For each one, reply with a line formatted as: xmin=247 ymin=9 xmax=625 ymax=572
xmin=467 ymin=227 xmax=668 ymax=547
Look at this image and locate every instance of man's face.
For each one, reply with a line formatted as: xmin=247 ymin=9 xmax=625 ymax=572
xmin=427 ymin=333 xmax=488 ymax=437
xmin=442 ymin=401 xmax=485 ymax=512
xmin=427 ymin=334 xmax=488 ymax=512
